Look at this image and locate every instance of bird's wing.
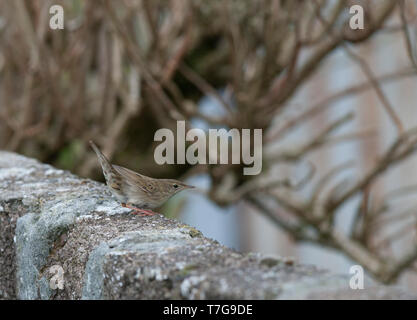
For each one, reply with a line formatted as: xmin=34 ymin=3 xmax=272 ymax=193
xmin=112 ymin=165 xmax=156 ymax=194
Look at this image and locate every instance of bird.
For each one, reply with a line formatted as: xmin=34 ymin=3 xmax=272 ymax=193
xmin=89 ymin=140 xmax=194 ymax=216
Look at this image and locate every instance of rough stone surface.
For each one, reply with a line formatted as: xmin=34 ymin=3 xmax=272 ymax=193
xmin=0 ymin=151 xmax=416 ymax=300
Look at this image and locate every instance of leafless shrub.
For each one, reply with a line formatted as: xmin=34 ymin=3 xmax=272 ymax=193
xmin=1 ymin=0 xmax=417 ymax=284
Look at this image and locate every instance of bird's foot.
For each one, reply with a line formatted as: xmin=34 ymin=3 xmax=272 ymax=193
xmin=132 ymin=208 xmax=159 ymax=216
xmin=122 ymin=203 xmax=159 ymax=216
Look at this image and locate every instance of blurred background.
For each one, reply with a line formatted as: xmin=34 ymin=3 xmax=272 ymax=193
xmin=1 ymin=0 xmax=417 ymax=292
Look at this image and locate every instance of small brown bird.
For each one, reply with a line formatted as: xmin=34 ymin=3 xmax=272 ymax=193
xmin=89 ymin=140 xmax=194 ymax=216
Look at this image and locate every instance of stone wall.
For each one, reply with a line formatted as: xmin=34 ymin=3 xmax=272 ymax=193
xmin=0 ymin=151 xmax=415 ymax=299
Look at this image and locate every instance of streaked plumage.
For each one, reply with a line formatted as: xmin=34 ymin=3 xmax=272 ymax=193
xmin=89 ymin=140 xmax=194 ymax=215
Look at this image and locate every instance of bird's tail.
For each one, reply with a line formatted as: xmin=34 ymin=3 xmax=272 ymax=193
xmin=89 ymin=140 xmax=114 ymax=181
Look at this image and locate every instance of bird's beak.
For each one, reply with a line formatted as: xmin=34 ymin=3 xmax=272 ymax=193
xmin=185 ymin=184 xmax=195 ymax=189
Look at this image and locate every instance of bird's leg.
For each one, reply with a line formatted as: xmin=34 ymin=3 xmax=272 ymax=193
xmin=133 ymin=208 xmax=158 ymax=216
xmin=122 ymin=203 xmax=158 ymax=216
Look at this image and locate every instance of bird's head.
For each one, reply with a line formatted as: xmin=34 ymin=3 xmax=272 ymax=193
xmin=161 ymin=179 xmax=195 ymax=197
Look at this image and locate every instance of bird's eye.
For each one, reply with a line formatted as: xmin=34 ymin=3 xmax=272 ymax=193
xmin=173 ymin=184 xmax=178 ymax=188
